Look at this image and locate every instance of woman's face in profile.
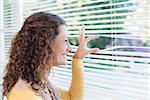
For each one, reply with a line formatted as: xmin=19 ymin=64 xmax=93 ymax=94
xmin=52 ymin=25 xmax=72 ymax=65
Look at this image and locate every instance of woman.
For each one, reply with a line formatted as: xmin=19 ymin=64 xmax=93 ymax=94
xmin=2 ymin=12 xmax=99 ymax=100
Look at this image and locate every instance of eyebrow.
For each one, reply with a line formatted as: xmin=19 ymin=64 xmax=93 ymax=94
xmin=65 ymin=34 xmax=69 ymax=38
xmin=63 ymin=36 xmax=68 ymax=40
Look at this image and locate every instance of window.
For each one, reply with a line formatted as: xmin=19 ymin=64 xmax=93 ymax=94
xmin=0 ymin=0 xmax=149 ymax=99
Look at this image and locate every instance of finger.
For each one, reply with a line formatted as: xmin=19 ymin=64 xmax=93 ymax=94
xmin=87 ymin=48 xmax=100 ymax=54
xmin=78 ymin=25 xmax=85 ymax=44
xmin=81 ymin=25 xmax=85 ymax=40
xmin=85 ymin=36 xmax=98 ymax=44
xmin=78 ymin=29 xmax=82 ymax=44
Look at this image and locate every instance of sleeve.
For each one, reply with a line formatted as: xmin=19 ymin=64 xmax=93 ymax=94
xmin=54 ymin=58 xmax=85 ymax=100
xmin=7 ymin=89 xmax=43 ymax=100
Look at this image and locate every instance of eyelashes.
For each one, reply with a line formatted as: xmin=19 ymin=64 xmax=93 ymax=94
xmin=65 ymin=39 xmax=69 ymax=42
xmin=65 ymin=39 xmax=70 ymax=45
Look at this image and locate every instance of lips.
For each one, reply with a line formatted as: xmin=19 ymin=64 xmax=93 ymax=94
xmin=62 ymin=53 xmax=68 ymax=55
xmin=62 ymin=53 xmax=68 ymax=59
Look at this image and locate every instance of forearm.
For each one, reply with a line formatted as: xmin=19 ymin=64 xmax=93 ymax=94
xmin=53 ymin=58 xmax=85 ymax=100
xmin=68 ymin=58 xmax=84 ymax=100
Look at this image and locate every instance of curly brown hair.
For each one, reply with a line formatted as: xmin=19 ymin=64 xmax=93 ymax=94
xmin=2 ymin=12 xmax=66 ymax=96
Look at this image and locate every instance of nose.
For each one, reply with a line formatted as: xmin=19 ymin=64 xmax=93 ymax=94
xmin=67 ymin=42 xmax=72 ymax=52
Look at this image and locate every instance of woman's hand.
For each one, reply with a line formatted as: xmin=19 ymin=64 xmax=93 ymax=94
xmin=73 ymin=25 xmax=100 ymax=59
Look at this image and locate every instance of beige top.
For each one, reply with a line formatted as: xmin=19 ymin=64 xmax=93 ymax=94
xmin=7 ymin=58 xmax=84 ymax=100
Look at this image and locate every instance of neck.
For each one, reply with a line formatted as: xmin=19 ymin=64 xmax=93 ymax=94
xmin=13 ymin=78 xmax=30 ymax=89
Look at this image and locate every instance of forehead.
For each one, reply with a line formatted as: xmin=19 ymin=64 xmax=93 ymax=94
xmin=57 ymin=25 xmax=68 ymax=37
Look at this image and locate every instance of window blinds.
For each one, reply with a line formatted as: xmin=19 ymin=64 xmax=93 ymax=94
xmin=0 ymin=0 xmax=149 ymax=99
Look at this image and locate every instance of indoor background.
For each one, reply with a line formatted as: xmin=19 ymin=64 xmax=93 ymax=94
xmin=0 ymin=0 xmax=149 ymax=100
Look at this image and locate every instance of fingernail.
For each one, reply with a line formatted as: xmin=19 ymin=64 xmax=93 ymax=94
xmin=82 ymin=24 xmax=85 ymax=29
xmin=97 ymin=48 xmax=100 ymax=52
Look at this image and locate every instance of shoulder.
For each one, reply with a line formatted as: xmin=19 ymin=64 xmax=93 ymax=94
xmin=7 ymin=88 xmax=43 ymax=100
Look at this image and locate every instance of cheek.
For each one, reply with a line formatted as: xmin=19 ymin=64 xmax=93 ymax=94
xmin=56 ymin=44 xmax=67 ymax=53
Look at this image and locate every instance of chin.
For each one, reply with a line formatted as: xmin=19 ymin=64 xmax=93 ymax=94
xmin=54 ymin=56 xmax=68 ymax=65
xmin=60 ymin=60 xmax=67 ymax=65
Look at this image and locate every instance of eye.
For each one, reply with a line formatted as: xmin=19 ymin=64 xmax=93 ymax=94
xmin=65 ymin=39 xmax=70 ymax=44
xmin=65 ymin=39 xmax=68 ymax=42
